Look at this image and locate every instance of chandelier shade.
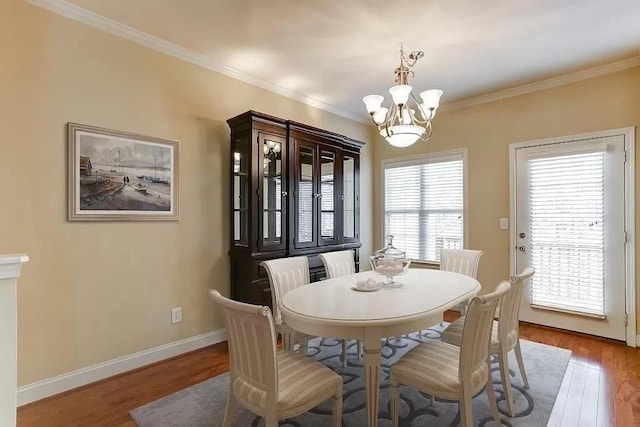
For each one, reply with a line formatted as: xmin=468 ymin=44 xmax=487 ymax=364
xmin=363 ymin=46 xmax=442 ymax=148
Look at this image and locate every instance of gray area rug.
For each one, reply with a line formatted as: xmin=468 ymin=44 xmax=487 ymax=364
xmin=131 ymin=326 xmax=571 ymax=426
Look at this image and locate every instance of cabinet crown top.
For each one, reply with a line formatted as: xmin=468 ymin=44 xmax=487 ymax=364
xmin=227 ymin=110 xmax=365 ymax=150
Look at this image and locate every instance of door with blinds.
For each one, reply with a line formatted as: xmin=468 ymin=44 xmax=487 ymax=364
xmin=513 ymin=134 xmax=627 ymax=341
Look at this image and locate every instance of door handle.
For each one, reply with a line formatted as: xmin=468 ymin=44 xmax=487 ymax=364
xmin=518 ymin=245 xmax=526 ymax=252
xmin=519 ymin=232 xmax=526 ymax=238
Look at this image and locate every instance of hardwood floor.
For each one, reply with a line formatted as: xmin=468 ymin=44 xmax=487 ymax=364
xmin=17 ymin=316 xmax=640 ymax=426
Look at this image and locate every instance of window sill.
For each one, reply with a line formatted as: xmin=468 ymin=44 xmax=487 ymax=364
xmin=410 ymin=260 xmax=440 ymax=270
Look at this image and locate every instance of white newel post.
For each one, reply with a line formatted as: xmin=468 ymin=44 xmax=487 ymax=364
xmin=0 ymin=254 xmax=28 ymax=427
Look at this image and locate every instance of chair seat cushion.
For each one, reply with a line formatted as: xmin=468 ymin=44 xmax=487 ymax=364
xmin=391 ymin=340 xmax=488 ymax=395
xmin=234 ymin=350 xmax=341 ymax=410
xmin=441 ymin=317 xmax=519 ymax=352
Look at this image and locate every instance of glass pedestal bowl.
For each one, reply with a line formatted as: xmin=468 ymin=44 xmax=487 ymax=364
xmin=371 ymin=255 xmax=411 ymax=288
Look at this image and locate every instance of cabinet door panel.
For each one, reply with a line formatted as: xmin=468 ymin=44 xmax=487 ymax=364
xmin=258 ymin=132 xmax=286 ymax=251
xmin=342 ymin=152 xmax=360 ymax=243
xmin=319 ymin=147 xmax=339 ymax=246
xmin=295 ymin=141 xmax=317 ymax=248
xmin=231 ymin=134 xmax=250 ymax=247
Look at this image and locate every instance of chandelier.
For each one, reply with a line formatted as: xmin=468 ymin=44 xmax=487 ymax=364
xmin=362 ymin=46 xmax=443 ymax=148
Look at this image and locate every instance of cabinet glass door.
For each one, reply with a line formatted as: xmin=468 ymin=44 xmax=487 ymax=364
xmin=296 ymin=143 xmax=316 ymax=247
xmin=319 ymin=149 xmax=338 ymax=245
xmin=343 ymin=153 xmax=357 ymax=241
xmin=259 ymin=133 xmax=286 ymax=250
xmin=232 ymin=137 xmax=249 ymax=246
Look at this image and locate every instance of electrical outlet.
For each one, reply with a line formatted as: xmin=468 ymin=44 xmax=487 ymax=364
xmin=171 ymin=307 xmax=182 ymax=324
xmin=499 ymin=218 xmax=509 ymax=230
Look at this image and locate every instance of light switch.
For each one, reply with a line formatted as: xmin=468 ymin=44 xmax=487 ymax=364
xmin=499 ymin=218 xmax=509 ymax=230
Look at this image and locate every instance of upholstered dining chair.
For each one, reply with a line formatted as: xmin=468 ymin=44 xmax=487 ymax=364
xmin=440 ymin=248 xmax=484 ymax=316
xmin=318 ymin=250 xmax=362 ymax=366
xmin=261 ymin=256 xmax=312 ymax=353
xmin=441 ymin=267 xmax=535 ymax=417
xmin=208 ymin=290 xmax=343 ymax=427
xmin=319 ymin=250 xmax=356 ymax=278
xmin=390 ymin=282 xmax=510 ymax=427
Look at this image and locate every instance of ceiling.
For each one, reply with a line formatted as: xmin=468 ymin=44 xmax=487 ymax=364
xmin=61 ymin=0 xmax=640 ymax=121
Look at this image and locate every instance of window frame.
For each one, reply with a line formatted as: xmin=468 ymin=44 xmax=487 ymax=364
xmin=380 ymin=148 xmax=468 ymax=265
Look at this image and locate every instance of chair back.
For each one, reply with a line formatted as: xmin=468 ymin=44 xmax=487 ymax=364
xmin=440 ymin=249 xmax=484 ymax=279
xmin=459 ymin=282 xmax=511 ymax=386
xmin=498 ymin=267 xmax=535 ymax=342
xmin=208 ymin=290 xmax=278 ymax=405
xmin=319 ymin=250 xmax=355 ymax=279
xmin=261 ymin=256 xmax=310 ymax=321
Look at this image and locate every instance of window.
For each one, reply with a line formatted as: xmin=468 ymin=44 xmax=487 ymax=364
xmin=383 ymin=151 xmax=465 ymax=263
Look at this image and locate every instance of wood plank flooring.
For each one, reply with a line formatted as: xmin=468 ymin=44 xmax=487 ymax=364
xmin=17 ymin=315 xmax=640 ymax=426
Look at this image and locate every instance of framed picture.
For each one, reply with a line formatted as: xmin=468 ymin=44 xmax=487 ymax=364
xmin=68 ymin=123 xmax=179 ymax=221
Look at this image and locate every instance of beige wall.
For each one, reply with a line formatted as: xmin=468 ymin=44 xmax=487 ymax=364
xmin=1 ymin=0 xmax=373 ymax=385
xmin=0 ymin=276 xmax=18 ymax=426
xmin=373 ymin=66 xmax=640 ymax=327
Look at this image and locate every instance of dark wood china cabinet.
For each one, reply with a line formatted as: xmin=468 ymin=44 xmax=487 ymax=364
xmin=228 ymin=111 xmax=364 ymax=307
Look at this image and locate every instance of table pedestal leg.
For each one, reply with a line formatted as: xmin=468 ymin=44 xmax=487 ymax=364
xmin=363 ymin=337 xmax=381 ymax=427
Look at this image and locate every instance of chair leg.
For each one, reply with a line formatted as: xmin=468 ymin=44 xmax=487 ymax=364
xmin=282 ymin=332 xmax=293 ymax=352
xmin=223 ymin=387 xmax=237 ymax=427
xmin=332 ymin=389 xmax=343 ymax=427
xmin=460 ymin=300 xmax=468 ymax=316
xmin=514 ymin=340 xmax=529 ymax=389
xmin=301 ymin=337 xmax=310 ymax=356
xmin=341 ymin=339 xmax=348 ymax=367
xmin=459 ymin=392 xmax=474 ymax=427
xmin=498 ymin=348 xmax=515 ymax=417
xmin=486 ymin=372 xmax=501 ymax=425
xmin=390 ymin=377 xmax=400 ymax=427
xmin=265 ymin=413 xmax=278 ymax=427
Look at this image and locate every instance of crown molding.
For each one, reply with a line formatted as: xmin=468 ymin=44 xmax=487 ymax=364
xmin=442 ymin=55 xmax=640 ymax=112
xmin=25 ymin=0 xmax=366 ymax=124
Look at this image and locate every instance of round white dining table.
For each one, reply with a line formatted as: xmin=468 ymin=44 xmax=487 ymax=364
xmin=280 ymin=268 xmax=480 ymax=427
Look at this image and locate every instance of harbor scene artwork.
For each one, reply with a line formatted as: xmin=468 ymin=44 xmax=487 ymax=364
xmin=68 ymin=123 xmax=179 ymax=220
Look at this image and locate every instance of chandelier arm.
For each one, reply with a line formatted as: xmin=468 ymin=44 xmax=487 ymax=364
xmin=381 ymin=122 xmax=391 ymax=138
xmin=376 ymin=101 xmax=394 ymax=138
xmin=388 ymin=101 xmax=398 ymax=127
xmin=409 ymin=92 xmax=430 ymax=125
xmin=419 ymin=121 xmax=434 ymax=141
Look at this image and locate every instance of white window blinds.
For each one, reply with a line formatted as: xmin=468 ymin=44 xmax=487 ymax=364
xmin=384 ymin=153 xmax=464 ymax=263
xmin=528 ymin=150 xmax=606 ymax=317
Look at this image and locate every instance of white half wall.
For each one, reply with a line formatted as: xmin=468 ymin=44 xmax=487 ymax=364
xmin=0 ymin=254 xmax=29 ymax=427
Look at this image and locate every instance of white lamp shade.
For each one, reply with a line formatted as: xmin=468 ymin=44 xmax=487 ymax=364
xmin=419 ymin=89 xmax=443 ymax=109
xmin=380 ymin=125 xmax=425 ymax=148
xmin=373 ymin=107 xmax=388 ymax=125
xmin=362 ymin=95 xmax=384 ymax=114
xmin=388 ymin=85 xmax=412 ymax=105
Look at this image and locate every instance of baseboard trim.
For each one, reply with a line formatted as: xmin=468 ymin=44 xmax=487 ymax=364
xmin=17 ymin=328 xmax=227 ymax=406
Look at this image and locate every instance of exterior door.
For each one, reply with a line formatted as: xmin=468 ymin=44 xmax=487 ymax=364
xmin=513 ymin=133 xmax=628 ymax=341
